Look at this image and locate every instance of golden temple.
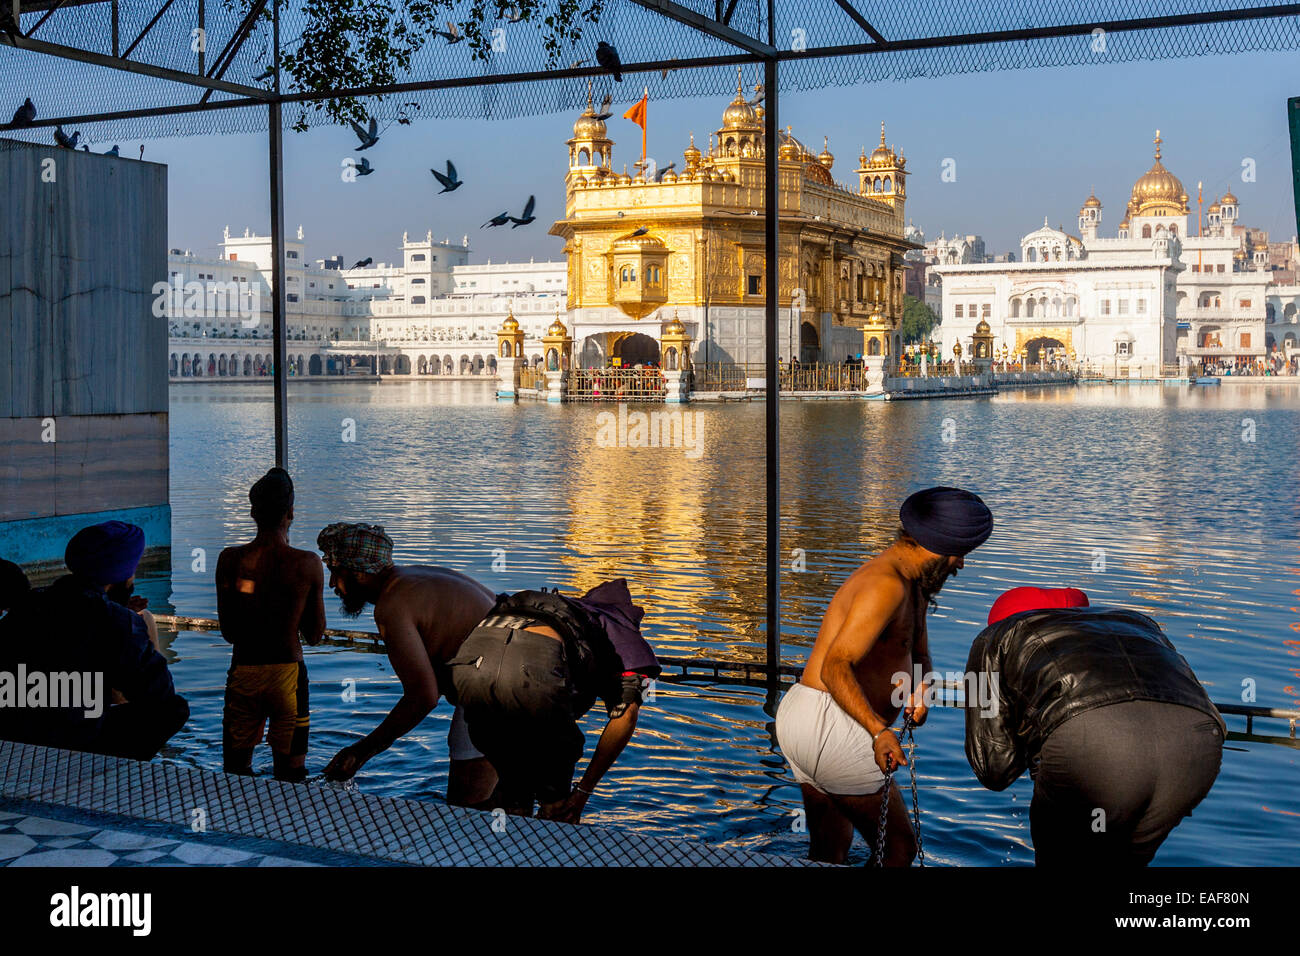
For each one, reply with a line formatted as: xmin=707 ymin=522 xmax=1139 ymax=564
xmin=547 ymin=71 xmax=917 ymax=367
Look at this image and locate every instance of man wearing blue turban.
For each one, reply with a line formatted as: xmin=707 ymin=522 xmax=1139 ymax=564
xmin=0 ymin=521 xmax=189 ymax=760
xmin=775 ymin=486 xmax=994 ymax=865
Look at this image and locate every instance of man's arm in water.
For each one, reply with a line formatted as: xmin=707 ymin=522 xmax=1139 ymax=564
xmin=820 ymin=576 xmax=909 ymax=772
xmin=539 ymin=701 xmax=640 ymax=824
xmin=298 ymin=554 xmax=326 ymax=647
xmin=322 ymin=603 xmax=439 ymax=780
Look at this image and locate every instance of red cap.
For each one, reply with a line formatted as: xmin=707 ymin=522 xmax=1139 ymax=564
xmin=987 ymin=586 xmax=1089 ymax=626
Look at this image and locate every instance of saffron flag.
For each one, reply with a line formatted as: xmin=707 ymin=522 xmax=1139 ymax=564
xmin=624 ymin=91 xmax=648 ymax=162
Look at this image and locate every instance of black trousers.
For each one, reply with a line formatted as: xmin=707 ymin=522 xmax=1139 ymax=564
xmin=450 ymin=626 xmax=585 ymax=809
xmin=92 ymin=695 xmax=190 ymax=762
xmin=1031 ymin=700 xmax=1222 ymax=867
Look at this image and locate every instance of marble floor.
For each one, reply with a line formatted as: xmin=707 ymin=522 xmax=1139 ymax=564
xmin=0 ymin=802 xmax=379 ymax=866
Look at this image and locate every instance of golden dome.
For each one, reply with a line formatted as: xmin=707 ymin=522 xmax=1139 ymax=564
xmin=721 ymin=69 xmax=759 ymax=129
xmin=1208 ymin=199 xmax=1221 ymax=213
xmin=975 ymin=319 xmax=991 ymax=334
xmin=779 ymin=138 xmax=799 ymax=160
xmin=501 ymin=311 xmax=519 ymax=332
xmin=1221 ymin=188 xmax=1238 ymax=204
xmin=870 ymin=123 xmax=895 ymax=164
xmin=1128 ymin=132 xmax=1189 ymax=216
xmin=818 ymin=136 xmax=834 ymax=168
xmin=664 ymin=311 xmax=686 ymax=334
xmin=1083 ymin=191 xmax=1101 ymax=208
xmin=684 ymin=132 xmax=701 ymax=169
xmin=572 ymin=111 xmax=607 ymax=141
xmin=546 ymin=316 xmax=568 ymax=337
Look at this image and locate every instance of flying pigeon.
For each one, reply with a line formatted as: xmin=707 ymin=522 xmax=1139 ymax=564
xmin=351 ymin=257 xmax=373 ymax=269
xmin=655 ymin=162 xmax=676 ymax=182
xmin=355 ymin=156 xmax=373 ymax=176
xmin=349 ymin=116 xmax=379 ymax=150
xmin=54 ymin=126 xmax=80 ymax=149
xmin=10 ymin=97 xmax=35 ymax=127
xmin=482 ymin=211 xmax=511 ymax=229
xmin=431 ymin=160 xmax=461 ymax=193
xmin=594 ymin=92 xmax=613 ymax=121
xmin=505 ymin=4 xmax=525 ymax=22
xmin=570 ymin=59 xmax=589 ymax=69
xmin=434 ymin=21 xmax=464 ymax=43
xmin=630 ymin=225 xmax=649 ymax=237
xmin=509 ymin=195 xmax=536 ymax=228
xmin=596 ymin=41 xmax=622 ymax=82
xmin=253 ymin=66 xmax=275 ymax=82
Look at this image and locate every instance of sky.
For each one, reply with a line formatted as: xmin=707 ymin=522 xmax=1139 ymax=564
xmin=142 ymin=48 xmax=1300 ymax=267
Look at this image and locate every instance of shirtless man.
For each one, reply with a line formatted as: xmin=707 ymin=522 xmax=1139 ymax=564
xmin=217 ymin=468 xmax=326 ymax=782
xmin=776 ymin=486 xmax=993 ymax=865
xmin=316 ymin=522 xmax=497 ymax=806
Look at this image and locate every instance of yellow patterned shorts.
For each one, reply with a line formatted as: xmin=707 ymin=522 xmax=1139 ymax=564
xmin=223 ymin=662 xmax=309 ymax=757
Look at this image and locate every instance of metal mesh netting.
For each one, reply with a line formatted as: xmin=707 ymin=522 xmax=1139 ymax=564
xmin=1 ymin=0 xmax=1298 ymax=143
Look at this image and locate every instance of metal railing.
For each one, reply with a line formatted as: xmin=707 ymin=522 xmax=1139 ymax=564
xmin=152 ymin=614 xmax=1300 ymax=747
xmin=568 ymin=367 xmax=667 ymax=402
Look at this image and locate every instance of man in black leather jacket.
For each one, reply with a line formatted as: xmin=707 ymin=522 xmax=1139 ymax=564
xmin=964 ymin=589 xmax=1224 ymax=866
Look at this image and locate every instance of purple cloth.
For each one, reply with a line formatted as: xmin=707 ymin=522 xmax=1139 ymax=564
xmin=64 ymin=521 xmax=145 ymax=586
xmin=573 ymin=578 xmax=660 ymax=677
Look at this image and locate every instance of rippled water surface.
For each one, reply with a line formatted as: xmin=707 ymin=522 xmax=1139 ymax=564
xmin=144 ymin=380 xmax=1300 ymax=865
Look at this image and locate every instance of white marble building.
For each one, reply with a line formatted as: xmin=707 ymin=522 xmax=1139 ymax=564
xmin=933 ymin=134 xmax=1282 ymax=372
xmin=167 ymin=226 xmax=565 ymax=378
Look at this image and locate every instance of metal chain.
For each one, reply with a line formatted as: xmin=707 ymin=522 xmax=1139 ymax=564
xmin=871 ymin=717 xmax=923 ymax=867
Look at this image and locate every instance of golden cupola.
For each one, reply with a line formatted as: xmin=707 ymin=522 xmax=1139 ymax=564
xmin=1128 ymin=131 xmax=1189 ymax=216
xmin=683 ymin=132 xmax=702 ymax=173
xmin=818 ymin=136 xmax=835 ymax=169
xmin=567 ymin=81 xmax=613 ymax=177
xmin=721 ymin=71 xmax=760 ymax=131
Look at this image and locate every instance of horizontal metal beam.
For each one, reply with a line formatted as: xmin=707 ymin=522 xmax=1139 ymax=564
xmin=0 ymin=32 xmax=275 ymax=100
xmin=628 ymin=0 xmax=775 ymax=57
xmin=0 ymin=92 xmax=262 ymax=132
xmin=777 ymin=2 xmax=1300 ymax=62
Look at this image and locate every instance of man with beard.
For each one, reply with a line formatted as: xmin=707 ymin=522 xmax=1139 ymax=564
xmin=217 ymin=468 xmax=325 ymax=781
xmin=0 ymin=521 xmax=189 ymax=760
xmin=316 ymin=522 xmax=497 ymax=806
xmin=775 ymin=486 xmax=993 ymax=865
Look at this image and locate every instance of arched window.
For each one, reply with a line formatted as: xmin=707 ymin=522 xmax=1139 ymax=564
xmin=1142 ymin=224 xmax=1152 ymax=238
xmin=883 ymin=176 xmax=892 ymax=193
xmin=1026 ymin=298 xmax=1036 ymax=317
xmin=1011 ymin=298 xmax=1021 ymax=318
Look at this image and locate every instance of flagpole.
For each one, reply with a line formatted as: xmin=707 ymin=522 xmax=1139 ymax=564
xmin=642 ymin=86 xmax=648 ymax=166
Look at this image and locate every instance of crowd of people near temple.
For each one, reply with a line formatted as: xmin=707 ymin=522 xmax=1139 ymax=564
xmin=1195 ymin=353 xmax=1299 ymax=376
xmin=0 ymin=479 xmax=1226 ymax=865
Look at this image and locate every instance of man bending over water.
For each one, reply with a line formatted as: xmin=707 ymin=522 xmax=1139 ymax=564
xmin=317 ymin=522 xmax=497 ymax=806
xmin=217 ymin=468 xmax=326 ymax=782
xmin=776 ymin=486 xmax=993 ymax=865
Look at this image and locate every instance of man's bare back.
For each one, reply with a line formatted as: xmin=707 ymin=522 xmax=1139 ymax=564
xmin=801 ymin=552 xmax=928 ymax=730
xmin=216 ymin=538 xmax=325 ymax=663
xmin=372 ymin=565 xmax=496 ymax=676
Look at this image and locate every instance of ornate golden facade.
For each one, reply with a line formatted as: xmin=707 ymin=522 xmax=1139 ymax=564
xmin=548 ymin=74 xmax=916 ymax=365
